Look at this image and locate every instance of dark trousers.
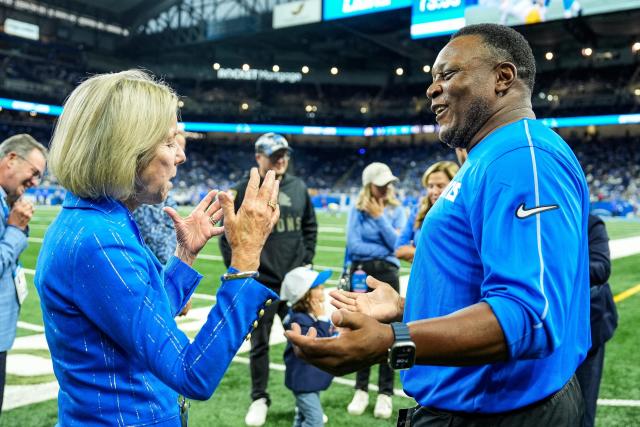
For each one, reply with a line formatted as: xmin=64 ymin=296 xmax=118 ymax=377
xmin=249 ymin=298 xmax=289 ymax=404
xmin=575 ymin=345 xmax=605 ymax=427
xmin=397 ymin=375 xmax=584 ymax=427
xmin=0 ymin=351 xmax=6 ymax=416
xmin=351 ymin=260 xmax=400 ymax=396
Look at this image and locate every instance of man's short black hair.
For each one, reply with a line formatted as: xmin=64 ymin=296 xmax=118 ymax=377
xmin=452 ymin=24 xmax=536 ymax=93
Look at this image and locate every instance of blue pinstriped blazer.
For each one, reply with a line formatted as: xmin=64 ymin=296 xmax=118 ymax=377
xmin=35 ymin=193 xmax=278 ymax=426
xmin=0 ymin=187 xmax=29 ymax=352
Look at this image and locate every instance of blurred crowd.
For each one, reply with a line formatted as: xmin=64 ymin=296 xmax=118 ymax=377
xmin=4 ymin=114 xmax=638 ymax=215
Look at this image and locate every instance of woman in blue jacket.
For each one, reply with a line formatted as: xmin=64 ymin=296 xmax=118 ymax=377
xmin=35 ymin=70 xmax=281 ymax=426
xmin=345 ymin=162 xmax=406 ymax=419
xmin=395 ymin=161 xmax=459 ymax=263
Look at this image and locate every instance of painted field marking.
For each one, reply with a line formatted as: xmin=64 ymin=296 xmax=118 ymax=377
xmin=16 ymin=321 xmax=44 ymax=332
xmin=598 ymin=399 xmax=640 ymax=407
xmin=614 ymin=283 xmax=640 ymax=303
xmin=232 ymin=356 xmax=411 ymax=399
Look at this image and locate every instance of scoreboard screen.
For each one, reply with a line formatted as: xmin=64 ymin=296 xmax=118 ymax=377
xmin=411 ymin=0 xmax=640 ymax=39
xmin=323 ymin=0 xmax=412 ymax=20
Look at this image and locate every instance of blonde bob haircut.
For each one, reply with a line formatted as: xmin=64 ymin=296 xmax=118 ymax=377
xmin=49 ymin=70 xmax=178 ymax=200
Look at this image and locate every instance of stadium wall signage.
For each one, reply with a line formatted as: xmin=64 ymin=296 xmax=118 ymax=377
xmin=273 ymin=0 xmax=322 ymax=29
xmin=216 ymin=68 xmax=303 ymax=84
xmin=2 ymin=96 xmax=639 ymax=136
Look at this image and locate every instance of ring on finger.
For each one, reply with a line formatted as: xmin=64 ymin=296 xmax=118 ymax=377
xmin=209 ymin=216 xmax=219 ymax=226
xmin=267 ymin=200 xmax=277 ymax=211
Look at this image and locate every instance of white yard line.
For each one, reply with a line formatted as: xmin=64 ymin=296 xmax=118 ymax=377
xmin=609 ymin=236 xmax=640 ymax=260
xmin=16 ymin=321 xmax=44 ymax=332
xmin=2 ymin=382 xmax=59 ymax=411
xmin=318 ymin=226 xmax=345 ymax=233
xmin=232 ymin=356 xmax=411 ymax=399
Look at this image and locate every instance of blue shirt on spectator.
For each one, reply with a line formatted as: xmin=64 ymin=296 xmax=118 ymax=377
xmin=132 ymin=194 xmax=178 ymax=265
xmin=0 ymin=187 xmax=28 ymax=352
xmin=395 ymin=205 xmax=421 ymax=249
xmin=402 ymin=119 xmax=590 ymax=413
xmin=346 ymin=204 xmax=406 ymax=268
xmin=35 ymin=193 xmax=278 ymax=426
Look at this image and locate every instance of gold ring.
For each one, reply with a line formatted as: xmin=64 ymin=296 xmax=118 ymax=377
xmin=267 ymin=200 xmax=277 ymax=211
xmin=209 ymin=216 xmax=219 ymax=226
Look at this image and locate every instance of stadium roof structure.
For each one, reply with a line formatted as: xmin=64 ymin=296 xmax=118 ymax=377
xmin=1 ymin=1 xmax=639 ymax=126
xmin=22 ymin=0 xmax=181 ymax=27
xmin=5 ymin=1 xmax=640 ymax=75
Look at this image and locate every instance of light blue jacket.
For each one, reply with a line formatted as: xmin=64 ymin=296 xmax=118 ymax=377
xmin=0 ymin=187 xmax=29 ymax=352
xmin=346 ymin=204 xmax=406 ymax=268
xmin=35 ymin=193 xmax=278 ymax=426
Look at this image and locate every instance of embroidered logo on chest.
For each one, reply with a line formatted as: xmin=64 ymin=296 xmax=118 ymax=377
xmin=443 ymin=181 xmax=462 ymax=203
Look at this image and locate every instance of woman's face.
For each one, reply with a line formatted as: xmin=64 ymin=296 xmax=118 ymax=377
xmin=370 ymin=183 xmax=389 ymax=201
xmin=426 ymin=171 xmax=450 ymax=205
xmin=136 ymin=119 xmax=185 ymax=205
xmin=310 ymin=285 xmax=324 ymax=303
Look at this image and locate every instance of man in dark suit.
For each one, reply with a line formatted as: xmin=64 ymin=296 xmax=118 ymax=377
xmin=576 ymin=214 xmax=618 ymax=427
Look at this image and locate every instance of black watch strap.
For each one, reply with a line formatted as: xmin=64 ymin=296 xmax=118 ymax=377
xmin=391 ymin=322 xmax=411 ymax=342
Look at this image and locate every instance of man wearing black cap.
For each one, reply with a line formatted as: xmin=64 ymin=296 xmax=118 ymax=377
xmin=219 ymin=133 xmax=318 ymax=426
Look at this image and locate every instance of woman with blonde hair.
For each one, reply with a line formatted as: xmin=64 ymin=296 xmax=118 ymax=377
xmin=35 ymin=70 xmax=281 ymax=426
xmin=396 ymin=161 xmax=459 ymax=262
xmin=345 ymin=162 xmax=406 ymax=419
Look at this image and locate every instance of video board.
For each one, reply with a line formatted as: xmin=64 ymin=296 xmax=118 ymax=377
xmin=323 ymin=0 xmax=412 ymax=20
xmin=411 ymin=0 xmax=640 ymax=39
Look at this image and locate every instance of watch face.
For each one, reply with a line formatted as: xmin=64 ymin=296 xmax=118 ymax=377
xmin=390 ymin=343 xmax=416 ymax=370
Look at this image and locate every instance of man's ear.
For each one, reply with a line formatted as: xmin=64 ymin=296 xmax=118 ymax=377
xmin=495 ymin=62 xmax=517 ymax=96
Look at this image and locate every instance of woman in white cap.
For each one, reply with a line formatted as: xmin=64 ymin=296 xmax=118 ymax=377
xmin=345 ymin=162 xmax=406 ymax=419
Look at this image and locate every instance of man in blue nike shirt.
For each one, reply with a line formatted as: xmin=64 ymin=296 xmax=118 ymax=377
xmin=287 ymin=23 xmax=589 ymax=426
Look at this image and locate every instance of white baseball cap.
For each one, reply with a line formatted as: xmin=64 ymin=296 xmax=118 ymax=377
xmin=362 ymin=162 xmax=398 ymax=187
xmin=280 ymin=267 xmax=332 ymax=306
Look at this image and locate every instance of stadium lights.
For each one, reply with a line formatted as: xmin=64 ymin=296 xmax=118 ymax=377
xmin=241 ymin=102 xmax=249 ymax=110
xmin=633 ymin=42 xmax=640 ymax=54
xmin=305 ymin=105 xmax=313 ymax=113
xmin=177 ymin=100 xmax=185 ymax=108
xmin=213 ymin=63 xmax=221 ymax=70
xmin=272 ymin=65 xmax=280 ymax=72
xmin=634 ymin=88 xmax=640 ymax=96
xmin=581 ymin=47 xmax=593 ymax=57
xmin=395 ymin=67 xmax=404 ymax=76
xmin=547 ymin=94 xmax=554 ymax=101
xmin=539 ymin=92 xmax=546 ymax=99
xmin=29 ymin=111 xmax=37 ymax=117
xmin=545 ymin=52 xmax=554 ymax=60
xmin=360 ymin=106 xmax=368 ymax=114
xmin=242 ymin=63 xmax=250 ymax=71
xmin=330 ymin=66 xmax=339 ymax=75
xmin=422 ymin=65 xmax=431 ymax=73
xmin=301 ymin=65 xmax=310 ymax=74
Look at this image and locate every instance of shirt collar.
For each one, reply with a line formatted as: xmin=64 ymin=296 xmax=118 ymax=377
xmin=62 ymin=192 xmax=146 ymax=245
xmin=62 ymin=192 xmax=129 ymax=215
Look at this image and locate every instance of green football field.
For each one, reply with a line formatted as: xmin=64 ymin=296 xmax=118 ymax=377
xmin=2 ymin=206 xmax=640 ymax=426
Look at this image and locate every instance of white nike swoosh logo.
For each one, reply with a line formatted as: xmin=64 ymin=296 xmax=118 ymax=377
xmin=515 ymin=203 xmax=559 ymax=219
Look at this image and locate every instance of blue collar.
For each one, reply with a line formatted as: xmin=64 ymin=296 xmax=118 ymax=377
xmin=62 ymin=192 xmax=129 ymax=215
xmin=62 ymin=192 xmax=145 ymax=245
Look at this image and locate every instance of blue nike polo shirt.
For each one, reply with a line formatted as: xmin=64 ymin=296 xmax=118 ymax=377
xmin=401 ymin=119 xmax=591 ymax=413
